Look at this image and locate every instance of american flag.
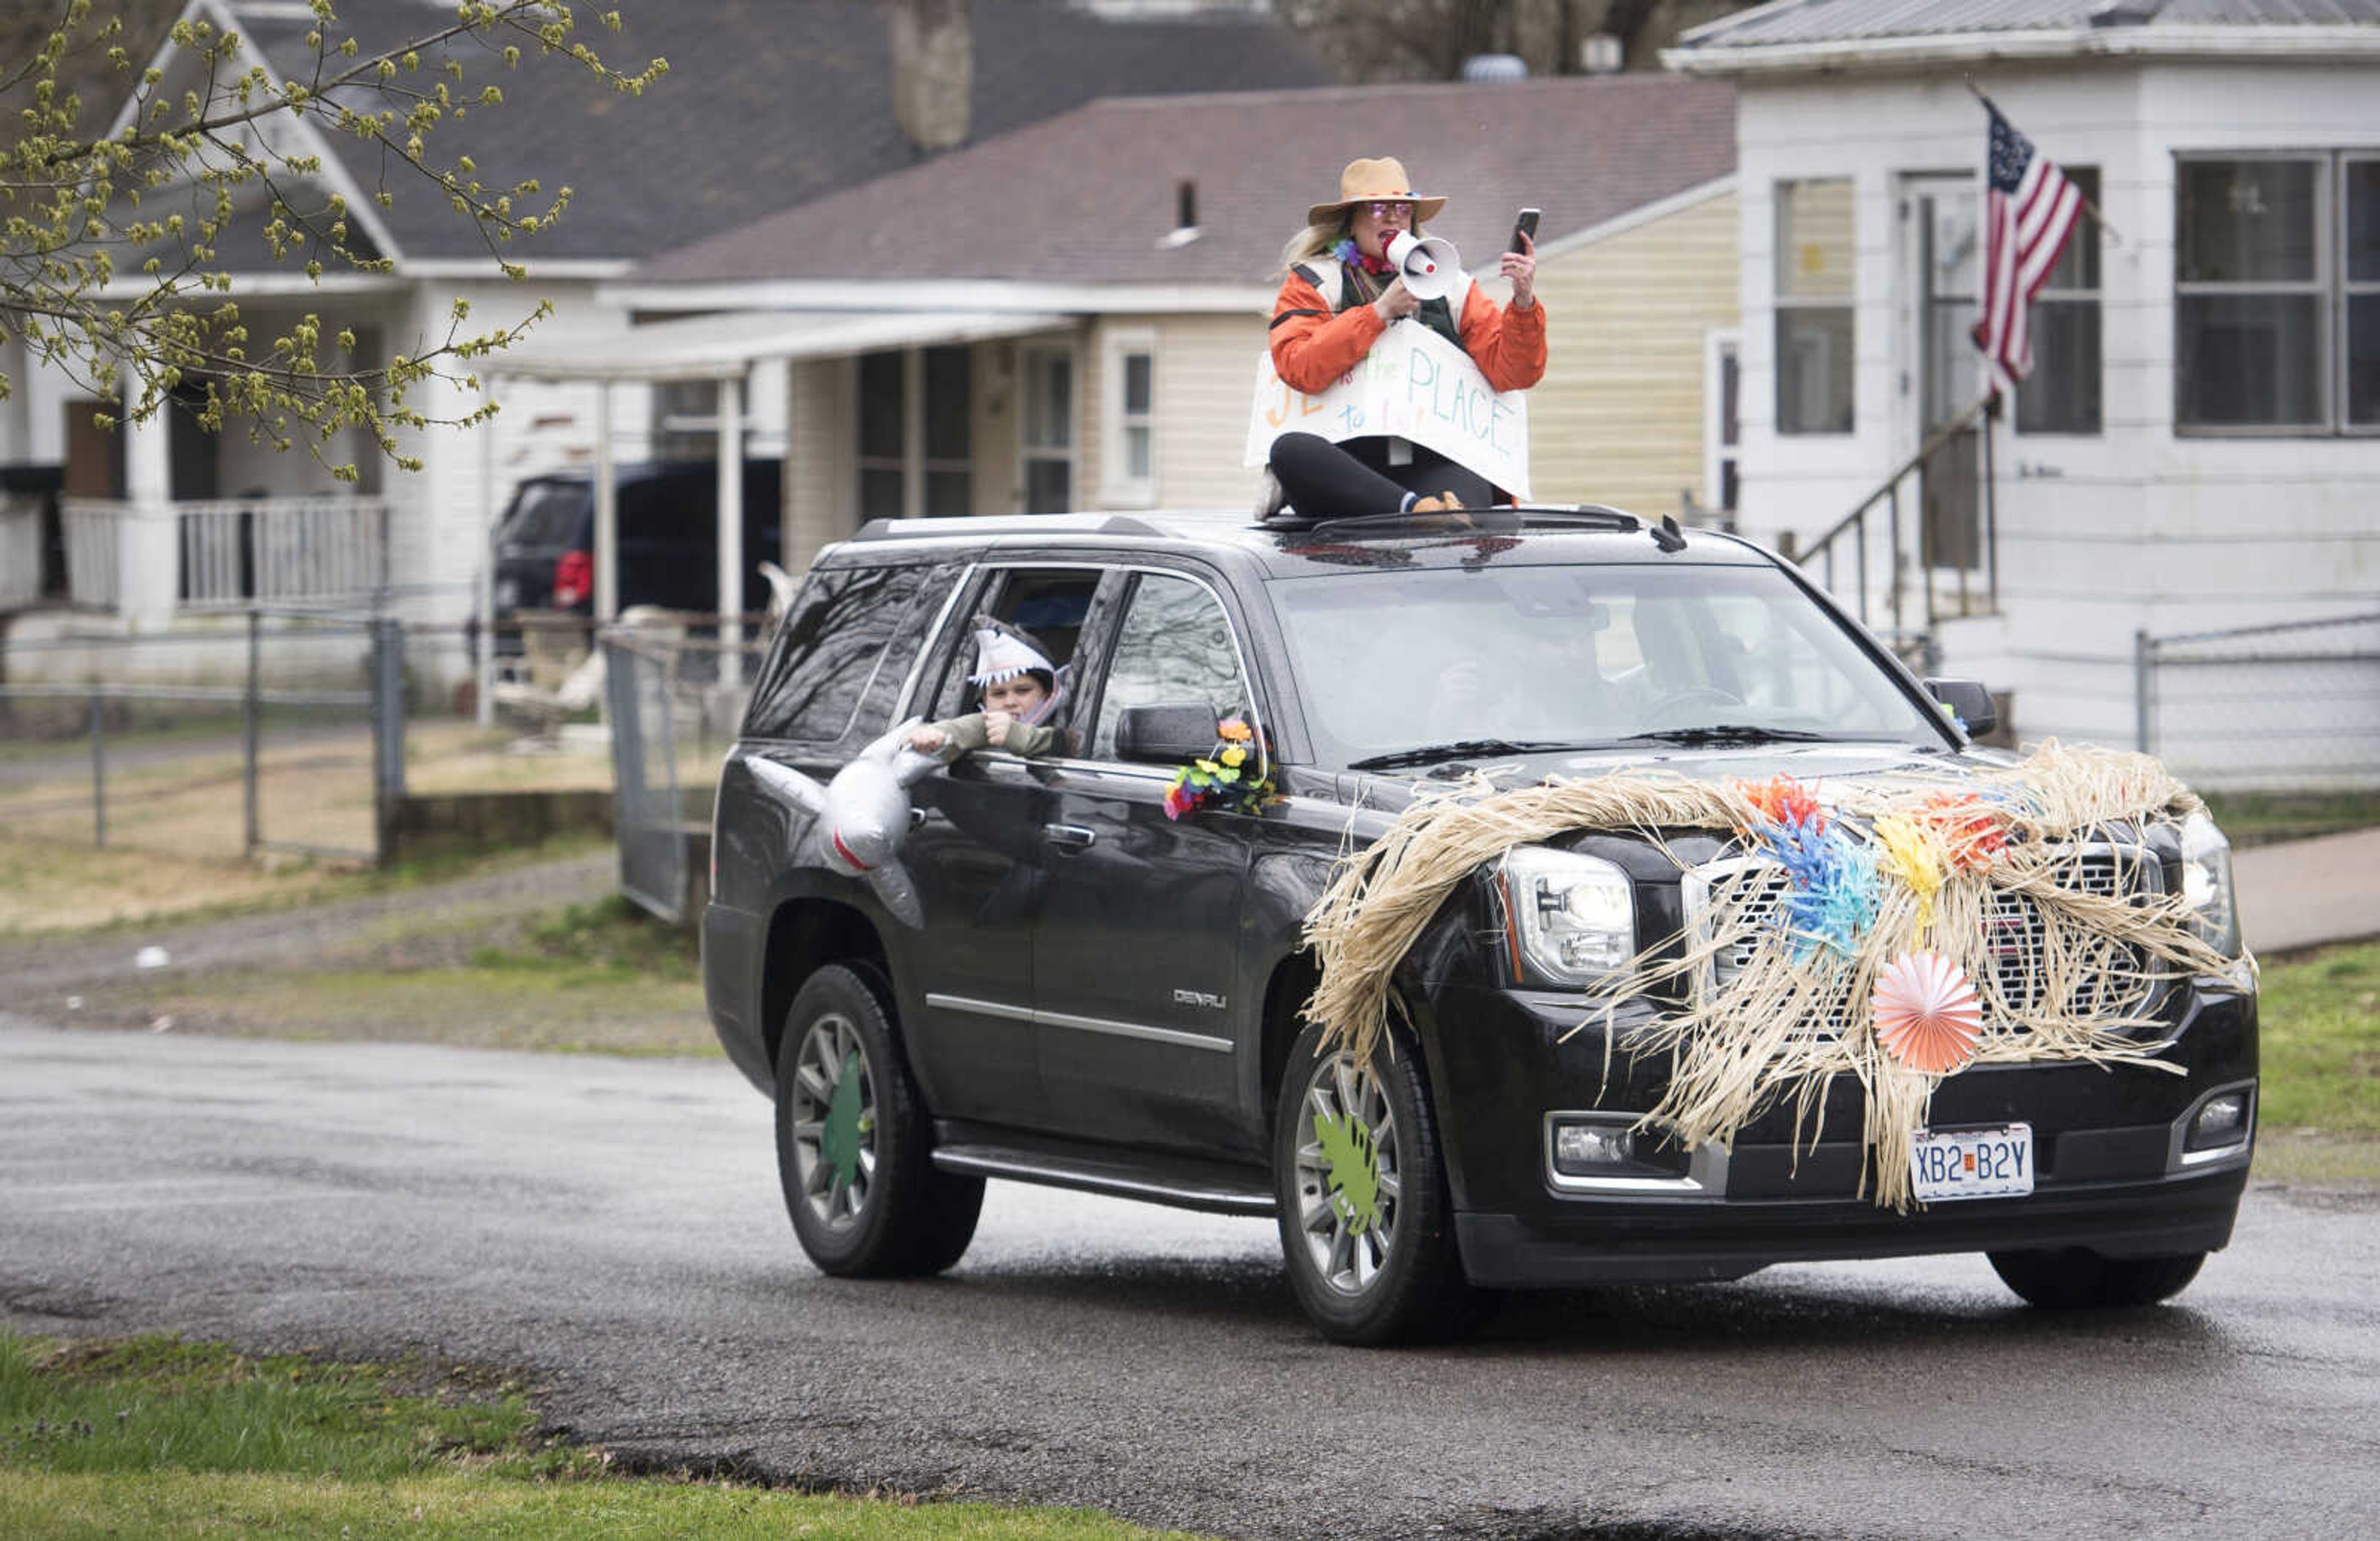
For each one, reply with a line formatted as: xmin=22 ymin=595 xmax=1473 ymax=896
xmin=1972 ymin=104 xmax=2084 ymax=388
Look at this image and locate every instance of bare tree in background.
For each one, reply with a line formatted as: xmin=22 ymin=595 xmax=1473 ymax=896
xmin=1277 ymin=0 xmax=1760 ymax=82
xmin=1 ymin=1 xmax=664 ymax=477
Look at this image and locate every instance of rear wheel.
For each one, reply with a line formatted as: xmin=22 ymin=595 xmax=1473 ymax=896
xmin=1274 ymin=1017 xmax=1496 ymax=1345
xmin=1987 ymin=1247 xmax=2207 ymax=1309
xmin=775 ymin=963 xmax=983 ymax=1277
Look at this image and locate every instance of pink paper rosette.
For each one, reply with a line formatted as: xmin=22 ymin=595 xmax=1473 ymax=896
xmin=1870 ymin=950 xmax=1983 ymax=1075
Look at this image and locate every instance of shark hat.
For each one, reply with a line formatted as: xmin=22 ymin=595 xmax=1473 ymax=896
xmin=965 ymin=616 xmax=1056 ymax=687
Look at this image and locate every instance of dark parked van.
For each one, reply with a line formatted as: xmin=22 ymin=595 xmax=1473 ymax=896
xmin=491 ymin=460 xmax=782 ymax=637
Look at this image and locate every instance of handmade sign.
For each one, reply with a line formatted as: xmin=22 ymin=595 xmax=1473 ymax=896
xmin=1244 ymin=322 xmax=1532 ymax=498
xmin=1300 ymin=742 xmax=2238 ymax=1211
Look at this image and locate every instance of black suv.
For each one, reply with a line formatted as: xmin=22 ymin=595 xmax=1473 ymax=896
xmin=703 ymin=510 xmax=2256 ymax=1344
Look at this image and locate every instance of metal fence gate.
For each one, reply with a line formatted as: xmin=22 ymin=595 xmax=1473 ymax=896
xmin=0 ymin=609 xmax=404 ymax=865
xmin=2136 ymin=612 xmax=2380 ymax=793
xmin=604 ymin=627 xmax=762 ymax=923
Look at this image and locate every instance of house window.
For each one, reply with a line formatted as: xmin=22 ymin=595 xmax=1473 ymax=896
xmin=2350 ymin=154 xmax=2379 ymax=427
xmin=1704 ymin=330 xmax=1741 ymax=521
xmin=1102 ymin=329 xmax=1156 ymax=506
xmin=2177 ymin=153 xmax=2379 ymax=434
xmin=2017 ymin=167 xmax=2102 ymax=435
xmin=1020 ymin=345 xmax=1075 ymax=514
xmin=1774 ymin=179 xmax=1856 ymax=435
xmin=855 ymin=345 xmax=974 ymax=519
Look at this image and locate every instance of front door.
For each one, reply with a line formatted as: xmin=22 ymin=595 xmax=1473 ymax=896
xmin=1902 ymin=174 xmax=1985 ymax=573
xmin=1031 ymin=567 xmax=1260 ymax=1154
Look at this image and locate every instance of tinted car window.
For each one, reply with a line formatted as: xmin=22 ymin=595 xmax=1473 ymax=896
xmin=746 ymin=564 xmax=932 ymax=742
xmin=498 ymin=481 xmax=586 ymax=549
xmin=1088 ymin=572 xmax=1250 ymax=759
xmin=1267 ymin=563 xmax=1939 ymax=765
xmin=928 ymin=568 xmax=1101 ymax=723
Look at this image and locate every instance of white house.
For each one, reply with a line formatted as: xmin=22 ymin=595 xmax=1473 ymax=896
xmin=1666 ymin=0 xmax=2380 ymax=788
xmin=0 ymin=0 xmax=1331 ymax=680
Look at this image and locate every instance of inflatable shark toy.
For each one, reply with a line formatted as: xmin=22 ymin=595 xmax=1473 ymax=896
xmin=744 ymin=718 xmax=940 ymax=929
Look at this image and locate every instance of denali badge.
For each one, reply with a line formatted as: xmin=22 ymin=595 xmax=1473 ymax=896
xmin=1173 ymin=989 xmax=1227 ymax=1010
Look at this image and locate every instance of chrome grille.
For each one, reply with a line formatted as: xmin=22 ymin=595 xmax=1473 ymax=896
xmin=1682 ymin=846 xmax=2161 ymax=1036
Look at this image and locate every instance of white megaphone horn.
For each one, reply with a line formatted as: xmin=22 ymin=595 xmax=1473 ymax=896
xmin=1383 ymin=230 xmax=1463 ymax=302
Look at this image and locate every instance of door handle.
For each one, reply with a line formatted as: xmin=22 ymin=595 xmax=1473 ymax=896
xmin=908 ymin=808 xmax=927 ymax=830
xmin=1042 ymin=823 xmax=1096 ymax=849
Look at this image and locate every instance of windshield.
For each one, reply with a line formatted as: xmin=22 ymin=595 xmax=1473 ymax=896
xmin=1267 ymin=562 xmax=1947 ymax=767
xmin=497 ymin=480 xmax=588 ymax=551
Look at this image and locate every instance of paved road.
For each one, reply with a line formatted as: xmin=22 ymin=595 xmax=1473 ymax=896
xmin=4 ymin=1021 xmax=2375 ymax=1541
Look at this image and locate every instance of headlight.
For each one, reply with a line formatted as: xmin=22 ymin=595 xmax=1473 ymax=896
xmin=2180 ymin=810 xmax=2241 ymax=957
xmin=1496 ymin=847 xmax=1636 ymax=987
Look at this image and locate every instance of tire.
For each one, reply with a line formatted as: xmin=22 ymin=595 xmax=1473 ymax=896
xmin=1987 ymin=1247 xmax=2208 ymax=1309
xmin=774 ymin=962 xmax=984 ymax=1278
xmin=1273 ymin=1017 xmax=1497 ymax=1346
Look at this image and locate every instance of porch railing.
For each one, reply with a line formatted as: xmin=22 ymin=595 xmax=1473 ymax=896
xmin=1787 ymin=391 xmax=2000 ymax=647
xmin=178 ymin=495 xmax=389 ymax=609
xmin=58 ymin=495 xmax=389 ymax=612
xmin=61 ymin=498 xmax=120 ymax=608
xmin=0 ymin=497 xmax=42 ymax=607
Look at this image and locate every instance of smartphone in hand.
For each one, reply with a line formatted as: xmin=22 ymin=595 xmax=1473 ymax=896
xmin=1510 ymin=207 xmax=1541 ymax=252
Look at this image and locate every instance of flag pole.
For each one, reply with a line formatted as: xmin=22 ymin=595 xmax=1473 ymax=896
xmin=1963 ymin=77 xmax=2123 ymax=247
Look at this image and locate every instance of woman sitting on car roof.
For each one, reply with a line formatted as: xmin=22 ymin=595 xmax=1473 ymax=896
xmin=1266 ymin=156 xmax=1547 ymax=518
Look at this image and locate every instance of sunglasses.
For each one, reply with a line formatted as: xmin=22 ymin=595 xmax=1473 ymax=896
xmin=1359 ymin=201 xmax=1414 ymax=220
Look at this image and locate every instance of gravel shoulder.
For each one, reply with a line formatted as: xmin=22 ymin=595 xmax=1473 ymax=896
xmin=0 ymin=850 xmax=714 ymax=1057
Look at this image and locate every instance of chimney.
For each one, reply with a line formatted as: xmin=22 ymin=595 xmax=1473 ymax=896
xmin=890 ymin=0 xmax=972 ymax=155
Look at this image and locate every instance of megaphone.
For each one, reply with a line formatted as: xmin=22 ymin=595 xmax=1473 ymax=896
xmin=1384 ymin=230 xmax=1463 ymax=302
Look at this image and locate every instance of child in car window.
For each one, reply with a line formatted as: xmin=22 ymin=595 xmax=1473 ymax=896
xmin=909 ymin=617 xmax=1067 ymax=762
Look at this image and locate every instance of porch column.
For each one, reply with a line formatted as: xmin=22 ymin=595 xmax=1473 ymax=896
xmin=715 ymin=373 xmax=744 ymax=688
xmin=117 ymin=394 xmax=177 ymax=630
xmin=593 ymin=383 xmax=618 ymax=622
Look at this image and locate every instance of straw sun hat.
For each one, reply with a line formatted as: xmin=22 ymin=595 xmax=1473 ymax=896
xmin=1305 ymin=156 xmax=1447 ymax=227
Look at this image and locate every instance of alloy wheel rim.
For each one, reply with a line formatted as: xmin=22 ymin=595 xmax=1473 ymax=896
xmin=1293 ymin=1048 xmax=1402 ymax=1296
xmin=789 ymin=1011 xmax=876 ymax=1229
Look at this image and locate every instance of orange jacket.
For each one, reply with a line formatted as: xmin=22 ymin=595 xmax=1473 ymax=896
xmin=1268 ymin=262 xmax=1548 ymax=395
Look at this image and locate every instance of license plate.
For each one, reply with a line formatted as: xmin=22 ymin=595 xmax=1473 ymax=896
xmin=1910 ymin=1123 xmax=2034 ymax=1202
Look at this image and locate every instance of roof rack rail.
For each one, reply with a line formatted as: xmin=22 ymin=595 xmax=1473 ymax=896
xmin=1508 ymin=504 xmax=1644 ymax=532
xmin=1290 ymin=505 xmax=1649 ymax=543
xmin=849 ymin=511 xmax=1170 ymax=542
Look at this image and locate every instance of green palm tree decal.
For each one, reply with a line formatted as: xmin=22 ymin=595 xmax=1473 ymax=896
xmin=1314 ymin=1111 xmax=1382 ymax=1235
xmin=821 ymin=1050 xmax=866 ymax=1198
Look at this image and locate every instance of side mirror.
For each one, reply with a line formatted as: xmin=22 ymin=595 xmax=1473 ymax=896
xmin=1116 ymin=702 xmax=1220 ymax=765
xmin=1923 ymin=678 xmax=1998 ymax=740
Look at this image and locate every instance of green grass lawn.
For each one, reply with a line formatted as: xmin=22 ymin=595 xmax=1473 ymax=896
xmin=0 ymin=1333 xmax=1196 ymax=1540
xmin=2201 ymin=788 xmax=2380 ymax=847
xmin=2250 ymin=938 xmax=2380 ymax=1185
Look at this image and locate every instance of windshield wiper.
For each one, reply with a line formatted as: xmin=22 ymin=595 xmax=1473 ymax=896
xmin=1346 ymin=738 xmax=1582 ymax=771
xmin=1611 ymin=725 xmax=1835 ymax=747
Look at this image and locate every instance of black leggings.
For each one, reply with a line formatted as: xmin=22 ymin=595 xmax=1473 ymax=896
xmin=1267 ymin=432 xmax=1495 ymax=521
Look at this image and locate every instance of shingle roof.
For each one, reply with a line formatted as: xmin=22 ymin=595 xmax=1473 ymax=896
xmin=231 ymin=0 xmax=1333 ymax=261
xmin=1678 ymin=0 xmax=2380 ymax=51
xmin=638 ymin=73 xmax=1738 ymax=286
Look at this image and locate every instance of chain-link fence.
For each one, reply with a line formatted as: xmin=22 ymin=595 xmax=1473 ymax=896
xmin=0 ymin=609 xmax=402 ymax=863
xmin=2136 ymin=612 xmax=2380 ymax=793
xmin=604 ymin=624 xmax=764 ymax=923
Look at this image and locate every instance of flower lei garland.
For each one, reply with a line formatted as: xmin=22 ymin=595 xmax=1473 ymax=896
xmin=1328 ymin=236 xmax=1396 ymax=276
xmin=1161 ymin=718 xmax=1280 ymax=821
xmin=1299 ymin=743 xmax=2240 ymax=1211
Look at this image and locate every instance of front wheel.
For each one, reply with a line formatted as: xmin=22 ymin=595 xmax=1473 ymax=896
xmin=1274 ymin=1017 xmax=1496 ymax=1345
xmin=1987 ymin=1247 xmax=2208 ymax=1309
xmin=775 ymin=963 xmax=983 ymax=1277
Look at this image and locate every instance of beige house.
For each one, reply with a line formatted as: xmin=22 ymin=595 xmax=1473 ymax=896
xmin=536 ymin=74 xmax=1740 ymax=574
